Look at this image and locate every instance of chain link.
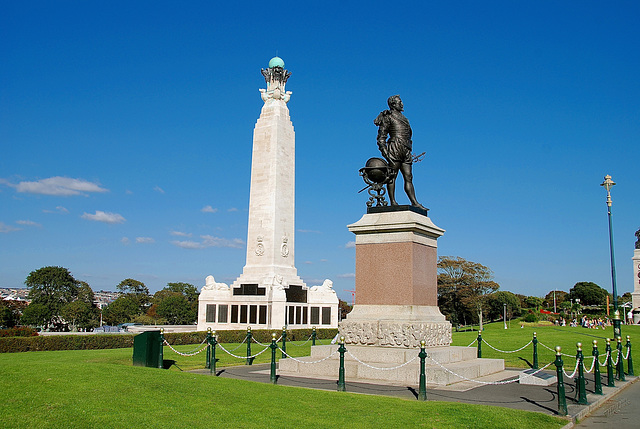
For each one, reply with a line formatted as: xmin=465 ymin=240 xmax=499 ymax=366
xmin=163 ymin=339 xmax=209 ymax=357
xmin=482 ymin=339 xmax=532 ymax=354
xmin=218 ymin=342 xmax=270 ymax=360
xmin=562 ymin=360 xmax=580 ymax=379
xmin=278 ymin=346 xmax=339 ymax=364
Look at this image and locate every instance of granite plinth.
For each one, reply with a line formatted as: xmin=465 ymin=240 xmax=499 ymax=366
xmin=278 ymin=344 xmax=504 ymax=386
xmin=339 ymin=304 xmax=452 ymax=347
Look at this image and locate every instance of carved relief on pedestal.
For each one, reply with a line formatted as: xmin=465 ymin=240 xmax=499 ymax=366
xmin=340 ymin=320 xmax=452 ymax=348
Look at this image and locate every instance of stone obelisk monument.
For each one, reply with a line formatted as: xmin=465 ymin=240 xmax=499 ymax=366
xmin=197 ymin=58 xmax=338 ymax=331
xmin=632 ymin=229 xmax=640 ymax=323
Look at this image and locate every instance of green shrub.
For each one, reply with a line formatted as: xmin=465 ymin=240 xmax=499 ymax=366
xmin=522 ymin=313 xmax=539 ymax=323
xmin=0 ymin=328 xmax=339 ymax=353
xmin=0 ymin=326 xmax=39 ymax=337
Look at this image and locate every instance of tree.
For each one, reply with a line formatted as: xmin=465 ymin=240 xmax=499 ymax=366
xmin=0 ymin=300 xmax=27 ymax=328
xmin=156 ymin=295 xmax=195 ymax=325
xmin=116 ymin=278 xmax=150 ymax=314
xmin=338 ymin=299 xmax=353 ymax=320
xmin=102 ymin=296 xmax=140 ymax=325
xmin=61 ymin=300 xmax=98 ymax=330
xmin=569 ymin=282 xmax=610 ymax=306
xmin=152 ymin=282 xmax=199 ymax=325
xmin=543 ymin=290 xmax=568 ymax=310
xmin=524 ymin=296 xmax=544 ymax=310
xmin=486 ymin=291 xmax=521 ymax=321
xmin=20 ymin=303 xmax=51 ymax=327
xmin=437 ymin=256 xmax=500 ymax=330
xmin=25 ymin=266 xmax=79 ymax=329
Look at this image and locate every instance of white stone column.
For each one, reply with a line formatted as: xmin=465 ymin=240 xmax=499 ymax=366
xmin=632 ymin=249 xmax=640 ymax=322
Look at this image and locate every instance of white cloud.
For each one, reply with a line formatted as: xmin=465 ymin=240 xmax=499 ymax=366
xmin=228 ymin=207 xmax=238 ymax=212
xmin=12 ymin=177 xmax=108 ymax=196
xmin=136 ymin=237 xmax=155 ymax=244
xmin=16 ymin=220 xmax=41 ymax=227
xmin=171 ymin=240 xmax=204 ymax=249
xmin=337 ymin=273 xmax=356 ymax=279
xmin=0 ymin=222 xmax=21 ymax=233
xmin=304 ymin=261 xmax=313 ymax=264
xmin=298 ymin=229 xmax=321 ymax=233
xmin=81 ymin=210 xmax=126 ymax=224
xmin=170 ymin=230 xmax=192 ymax=237
xmin=201 ymin=205 xmax=218 ymax=213
xmin=201 ymin=235 xmax=245 ymax=249
xmin=345 ymin=241 xmax=356 ymax=249
xmin=170 ymin=235 xmax=245 ymax=249
xmin=43 ymin=206 xmax=69 ymax=214
xmin=154 ymin=186 xmax=165 ymax=194
xmin=121 ymin=237 xmax=130 ymax=245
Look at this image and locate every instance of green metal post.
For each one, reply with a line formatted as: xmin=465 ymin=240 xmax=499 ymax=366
xmin=338 ymin=336 xmax=346 ymax=392
xmin=626 ymin=336 xmax=634 ymax=376
xmin=606 ymin=338 xmax=615 ymax=387
xmin=613 ymin=309 xmax=622 ymax=340
xmin=246 ymin=326 xmax=253 ymax=365
xmin=312 ymin=327 xmax=317 ymax=346
xmin=576 ymin=343 xmax=588 ymax=405
xmin=205 ymin=328 xmax=212 ymax=369
xmin=418 ymin=340 xmax=427 ymax=401
xmin=592 ymin=340 xmax=603 ymax=395
xmin=532 ymin=332 xmax=538 ymax=370
xmin=159 ymin=329 xmax=165 ymax=369
xmin=616 ymin=336 xmax=625 ymax=381
xmin=477 ymin=330 xmax=482 ymax=358
xmin=270 ymin=333 xmax=278 ymax=384
xmin=554 ymin=346 xmax=568 ymax=416
xmin=211 ymin=331 xmax=217 ymax=375
xmin=281 ymin=327 xmax=287 ymax=359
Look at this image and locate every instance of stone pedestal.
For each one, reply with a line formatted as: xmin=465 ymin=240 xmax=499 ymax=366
xmin=339 ymin=207 xmax=451 ymax=347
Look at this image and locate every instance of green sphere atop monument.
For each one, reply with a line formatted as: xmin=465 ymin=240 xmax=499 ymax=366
xmin=268 ymin=56 xmax=285 ymax=68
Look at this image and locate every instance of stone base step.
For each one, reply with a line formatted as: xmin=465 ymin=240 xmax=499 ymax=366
xmin=279 ymin=345 xmax=504 ymax=386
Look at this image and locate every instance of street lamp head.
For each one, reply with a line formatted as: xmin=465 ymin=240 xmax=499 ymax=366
xmin=601 ymin=175 xmax=616 ymax=192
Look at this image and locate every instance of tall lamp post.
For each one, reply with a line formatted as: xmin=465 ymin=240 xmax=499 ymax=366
xmin=601 ymin=174 xmax=621 ymax=338
xmin=503 ymin=303 xmax=507 ymax=329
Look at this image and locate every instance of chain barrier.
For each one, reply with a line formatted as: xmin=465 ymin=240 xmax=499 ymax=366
xmin=482 ymin=339 xmax=532 ymax=354
xmin=218 ymin=342 xmax=270 ymax=360
xmin=562 ymin=360 xmax=580 ymax=379
xmin=539 ymin=342 xmax=578 ymax=358
xmin=284 ymin=335 xmax=314 ymax=347
xmin=623 ymin=347 xmax=631 ymax=360
xmin=466 ymin=338 xmax=477 ymax=348
xmin=612 ymin=350 xmax=620 ymax=366
xmin=278 ymin=346 xmax=339 ymax=364
xmin=252 ymin=335 xmax=283 ymax=347
xmin=584 ymin=356 xmax=596 ymax=373
xmin=346 ymin=351 xmax=419 ymax=371
xmin=163 ymin=339 xmax=209 ymax=357
xmin=428 ymin=355 xmax=554 ymax=385
xmin=217 ymin=336 xmax=248 ymax=352
xmin=598 ymin=351 xmax=610 ymax=367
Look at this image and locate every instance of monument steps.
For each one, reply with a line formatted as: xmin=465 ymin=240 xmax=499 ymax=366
xmin=278 ymin=344 xmax=504 ymax=386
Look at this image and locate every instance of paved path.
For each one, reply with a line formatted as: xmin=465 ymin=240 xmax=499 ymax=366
xmin=191 ymin=363 xmax=638 ymax=423
xmin=574 ymin=377 xmax=639 ymax=428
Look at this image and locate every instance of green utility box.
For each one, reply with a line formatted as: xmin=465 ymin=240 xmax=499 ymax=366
xmin=133 ymin=331 xmax=164 ymax=368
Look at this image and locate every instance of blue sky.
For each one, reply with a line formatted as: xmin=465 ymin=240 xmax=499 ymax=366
xmin=1 ymin=1 xmax=638 ymax=301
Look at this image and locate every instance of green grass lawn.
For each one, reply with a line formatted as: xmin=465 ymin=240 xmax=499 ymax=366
xmin=0 ymin=335 xmax=569 ymax=429
xmin=9 ymin=322 xmax=637 ymax=429
xmin=451 ymin=321 xmax=640 ymax=370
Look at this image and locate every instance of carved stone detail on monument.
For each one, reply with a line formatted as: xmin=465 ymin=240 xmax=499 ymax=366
xmin=281 ymin=236 xmax=289 ymax=258
xmin=340 ymin=320 xmax=452 ymax=348
xmin=255 ymin=235 xmax=265 ymax=256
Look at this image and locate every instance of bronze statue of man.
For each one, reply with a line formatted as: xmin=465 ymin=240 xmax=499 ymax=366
xmin=374 ymin=95 xmax=425 ymax=209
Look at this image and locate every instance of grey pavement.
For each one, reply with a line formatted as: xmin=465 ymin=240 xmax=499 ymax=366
xmin=574 ymin=377 xmax=640 ymax=428
xmin=190 ymin=363 xmax=638 ymax=424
